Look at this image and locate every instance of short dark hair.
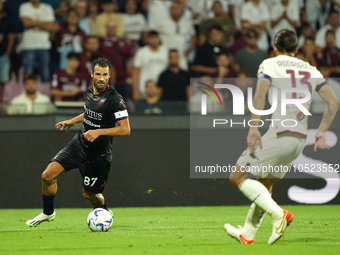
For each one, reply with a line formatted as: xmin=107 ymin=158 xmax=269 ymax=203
xmin=273 ymin=29 xmax=298 ymax=54
xmin=67 ymin=52 xmax=81 ymax=61
xmin=91 ymin=57 xmax=112 ymax=72
xmin=169 ymin=49 xmax=178 ymax=54
xmin=148 ymin=30 xmax=159 ymax=38
xmin=86 ymin=35 xmax=99 ymax=41
xmin=24 ymin=74 xmax=37 ymax=83
xmin=326 ymin=29 xmax=336 ymax=37
xmin=209 ymin=25 xmax=223 ymax=34
xmin=212 ymin=0 xmax=222 ymax=8
xmin=329 ymin=10 xmax=339 ymax=17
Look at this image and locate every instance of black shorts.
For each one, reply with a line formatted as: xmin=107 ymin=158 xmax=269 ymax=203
xmin=50 ymin=139 xmax=112 ymax=193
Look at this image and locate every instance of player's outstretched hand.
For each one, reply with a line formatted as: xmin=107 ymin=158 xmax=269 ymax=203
xmin=247 ymin=129 xmax=262 ymax=153
xmin=83 ymin=130 xmax=100 ymax=142
xmin=314 ymin=133 xmax=330 ymax=152
xmin=55 ymin=120 xmax=75 ymax=132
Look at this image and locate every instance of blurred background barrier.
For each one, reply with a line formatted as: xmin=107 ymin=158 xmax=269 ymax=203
xmin=1 ymin=113 xmax=340 ymax=208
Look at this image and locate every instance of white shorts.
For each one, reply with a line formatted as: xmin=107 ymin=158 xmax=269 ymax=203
xmin=236 ymin=128 xmax=306 ymax=179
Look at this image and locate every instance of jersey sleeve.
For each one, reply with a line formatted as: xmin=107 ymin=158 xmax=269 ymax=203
xmin=112 ymin=93 xmax=129 ymax=120
xmin=257 ymin=60 xmax=273 ymax=82
xmin=314 ymin=69 xmax=327 ymax=92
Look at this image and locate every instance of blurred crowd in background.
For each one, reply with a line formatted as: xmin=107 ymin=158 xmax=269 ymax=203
xmin=1 ymin=0 xmax=340 ymax=114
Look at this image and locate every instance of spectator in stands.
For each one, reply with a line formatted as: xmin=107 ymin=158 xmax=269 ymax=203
xmin=149 ymin=0 xmax=196 ymax=71
xmin=3 ymin=0 xmax=26 ymax=33
xmin=137 ymin=80 xmax=163 ymax=114
xmin=312 ymin=62 xmax=340 ymax=113
xmin=75 ymin=0 xmax=97 ymax=35
xmin=0 ymin=1 xmax=15 ymax=102
xmin=226 ymin=23 xmax=249 ymax=56
xmin=95 ymin=0 xmax=124 ymax=37
xmin=79 ymin=36 xmax=101 ymax=84
xmin=41 ymin=0 xmax=68 ymax=24
xmin=132 ymin=31 xmax=168 ymax=101
xmin=316 ymin=30 xmax=340 ymax=76
xmin=54 ymin=8 xmax=87 ymax=69
xmin=199 ymin=0 xmax=233 ymax=46
xmin=51 ymin=52 xmax=87 ymax=102
xmin=99 ymin=20 xmax=134 ymax=100
xmin=240 ymin=0 xmax=270 ymax=51
xmin=302 ymin=37 xmax=317 ymax=67
xmin=306 ymin=0 xmax=332 ymax=31
xmin=270 ymin=0 xmax=299 ymax=40
xmin=20 ymin=0 xmax=57 ymax=82
xmin=315 ymin=11 xmax=340 ymax=53
xmin=234 ymin=27 xmax=267 ymax=78
xmin=9 ymin=74 xmax=51 ymax=114
xmin=192 ymin=25 xmax=224 ymax=77
xmin=120 ymin=0 xmax=147 ymax=48
xmin=210 ymin=53 xmax=236 ymax=79
xmin=230 ymin=0 xmax=246 ymax=30
xmin=235 ymin=71 xmax=253 ymax=94
xmin=298 ymin=23 xmax=313 ymax=49
xmin=88 ymin=0 xmax=99 ymax=22
xmin=158 ymin=50 xmax=190 ymax=101
xmin=187 ymin=0 xmax=229 ymax=26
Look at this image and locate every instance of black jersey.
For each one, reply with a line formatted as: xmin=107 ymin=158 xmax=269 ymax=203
xmin=74 ymin=86 xmax=128 ymax=155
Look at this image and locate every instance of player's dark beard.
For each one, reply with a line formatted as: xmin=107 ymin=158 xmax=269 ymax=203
xmin=94 ymin=80 xmax=108 ymax=93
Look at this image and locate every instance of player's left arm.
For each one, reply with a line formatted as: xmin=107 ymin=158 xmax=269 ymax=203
xmin=83 ymin=118 xmax=131 ymax=142
xmin=247 ymin=79 xmax=270 ymax=152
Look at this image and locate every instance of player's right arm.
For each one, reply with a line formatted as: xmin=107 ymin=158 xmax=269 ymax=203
xmin=55 ymin=113 xmax=84 ymax=132
xmin=314 ymin=84 xmax=339 ymax=151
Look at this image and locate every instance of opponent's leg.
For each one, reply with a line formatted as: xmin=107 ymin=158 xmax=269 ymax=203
xmin=26 ymin=162 xmax=65 ymax=227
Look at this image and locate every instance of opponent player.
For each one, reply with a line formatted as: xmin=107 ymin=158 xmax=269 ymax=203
xmin=224 ymin=29 xmax=339 ymax=244
xmin=26 ymin=57 xmax=130 ymax=226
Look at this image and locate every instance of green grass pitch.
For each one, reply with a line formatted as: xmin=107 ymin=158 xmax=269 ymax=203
xmin=1 ymin=205 xmax=339 ymax=255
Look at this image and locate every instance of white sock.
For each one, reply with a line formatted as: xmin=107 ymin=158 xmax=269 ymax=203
xmin=239 ymin=179 xmax=283 ymax=221
xmin=242 ymin=203 xmax=265 ymax=240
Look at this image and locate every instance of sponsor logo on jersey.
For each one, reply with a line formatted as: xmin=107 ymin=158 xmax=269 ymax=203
xmin=84 ymin=106 xmax=103 ymax=120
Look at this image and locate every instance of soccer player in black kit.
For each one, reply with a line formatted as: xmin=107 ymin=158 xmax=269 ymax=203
xmin=26 ymin=58 xmax=130 ymax=226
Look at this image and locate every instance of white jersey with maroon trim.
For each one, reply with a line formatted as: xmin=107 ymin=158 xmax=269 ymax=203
xmin=257 ymin=55 xmax=326 ymax=138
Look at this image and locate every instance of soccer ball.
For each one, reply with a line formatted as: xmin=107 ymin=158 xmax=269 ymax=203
xmin=87 ymin=208 xmax=113 ymax=232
